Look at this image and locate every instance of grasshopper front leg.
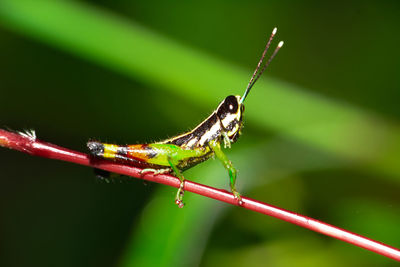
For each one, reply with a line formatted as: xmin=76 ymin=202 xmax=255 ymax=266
xmin=209 ymin=140 xmax=243 ymax=205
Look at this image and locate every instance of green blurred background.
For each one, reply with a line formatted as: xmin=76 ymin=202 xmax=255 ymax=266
xmin=0 ymin=0 xmax=399 ymax=266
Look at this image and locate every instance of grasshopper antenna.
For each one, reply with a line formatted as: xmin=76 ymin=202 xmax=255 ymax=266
xmin=240 ymin=28 xmax=284 ymax=104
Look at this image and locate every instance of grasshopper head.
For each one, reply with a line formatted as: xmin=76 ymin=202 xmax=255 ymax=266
xmin=216 ymin=95 xmax=244 ymax=143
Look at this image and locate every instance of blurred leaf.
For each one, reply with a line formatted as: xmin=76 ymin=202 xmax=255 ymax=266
xmin=202 ymin=237 xmax=370 ymax=267
xmin=0 ymin=1 xmax=399 ymax=267
xmin=1 ymin=0 xmax=400 ymax=180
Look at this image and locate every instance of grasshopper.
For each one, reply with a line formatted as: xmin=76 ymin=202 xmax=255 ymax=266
xmin=88 ymin=28 xmax=283 ymax=207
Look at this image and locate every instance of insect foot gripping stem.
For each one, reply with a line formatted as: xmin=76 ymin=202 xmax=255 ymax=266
xmin=174 ymin=178 xmax=186 ymax=208
xmin=229 ymin=166 xmax=243 ymax=206
xmin=175 ymin=183 xmax=185 ymax=209
xmin=232 ymin=189 xmax=243 ymax=206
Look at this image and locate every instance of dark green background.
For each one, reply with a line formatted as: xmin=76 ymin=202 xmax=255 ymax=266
xmin=0 ymin=1 xmax=399 ymax=266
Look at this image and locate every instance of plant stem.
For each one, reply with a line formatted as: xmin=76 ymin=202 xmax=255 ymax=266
xmin=1 ymin=129 xmax=399 ymax=261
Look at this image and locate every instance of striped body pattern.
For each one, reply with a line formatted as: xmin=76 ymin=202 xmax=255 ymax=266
xmin=88 ymin=28 xmax=283 ymax=207
xmin=88 ymin=95 xmax=243 ymax=172
xmin=87 ymin=142 xmax=213 ymax=171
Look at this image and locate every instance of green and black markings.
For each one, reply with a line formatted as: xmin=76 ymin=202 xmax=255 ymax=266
xmin=88 ymin=28 xmax=284 ymax=208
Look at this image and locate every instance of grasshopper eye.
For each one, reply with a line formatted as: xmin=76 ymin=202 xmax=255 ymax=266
xmin=224 ymin=95 xmax=239 ymax=113
xmin=226 ymin=95 xmax=239 ymax=113
xmin=217 ymin=95 xmax=239 ymax=120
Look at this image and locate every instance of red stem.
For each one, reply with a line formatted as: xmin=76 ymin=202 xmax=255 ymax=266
xmin=1 ymin=129 xmax=399 ymax=261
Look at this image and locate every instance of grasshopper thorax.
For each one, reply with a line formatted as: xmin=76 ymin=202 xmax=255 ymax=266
xmin=216 ymin=95 xmax=244 ymax=143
